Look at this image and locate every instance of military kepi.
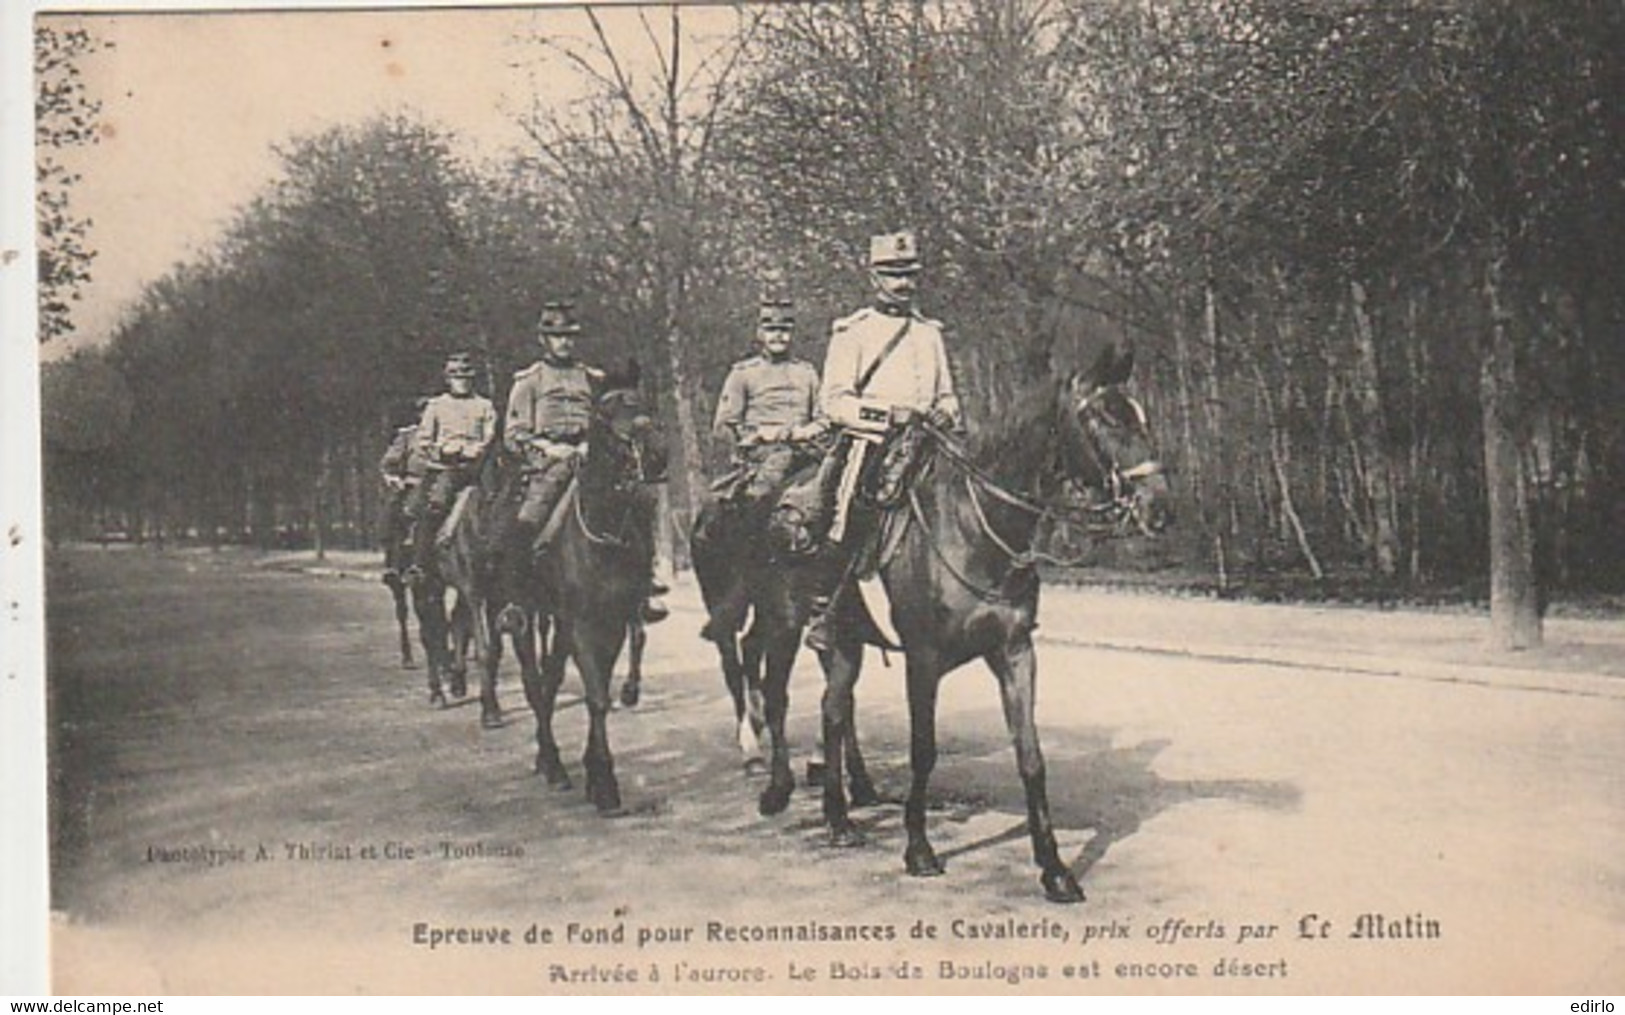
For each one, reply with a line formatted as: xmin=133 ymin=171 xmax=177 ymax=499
xmin=869 ymin=230 xmax=921 ymax=274
xmin=758 ymin=285 xmax=794 ymax=332
xmin=538 ymin=299 xmax=581 ymax=335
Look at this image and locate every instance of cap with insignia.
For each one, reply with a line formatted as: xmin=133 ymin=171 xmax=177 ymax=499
xmin=869 ymin=230 xmax=921 ymax=275
xmin=757 ymin=277 xmax=795 ymax=332
xmin=537 ymin=299 xmax=582 ymax=336
xmin=443 ymin=352 xmax=477 ymax=379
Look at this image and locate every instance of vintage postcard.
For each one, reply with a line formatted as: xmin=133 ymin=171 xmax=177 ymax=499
xmin=13 ymin=0 xmax=1625 ymax=997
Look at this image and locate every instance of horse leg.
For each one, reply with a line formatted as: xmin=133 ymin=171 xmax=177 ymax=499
xmin=475 ymin=599 xmax=503 ymax=729
xmin=618 ymin=618 xmax=645 ymax=708
xmin=714 ymin=627 xmax=763 ymax=774
xmin=987 ymin=638 xmax=1083 ymax=904
xmin=525 ymin=615 xmax=570 ymax=789
xmin=756 ymin=625 xmax=797 ymax=815
xmin=844 ymin=703 xmax=881 ymax=809
xmin=819 ymin=637 xmax=864 ymax=847
xmin=902 ymin=648 xmax=945 ymax=877
xmin=575 ymin=620 xmax=624 ymax=815
xmin=447 ymin=594 xmax=471 ymax=700
xmin=739 ymin=621 xmax=768 ymax=771
xmin=390 ymin=580 xmax=415 ymax=669
xmin=415 ymin=587 xmax=447 ymax=708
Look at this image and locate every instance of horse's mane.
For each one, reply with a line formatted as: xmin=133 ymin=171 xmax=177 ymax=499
xmin=965 ymin=375 xmax=1066 ymax=488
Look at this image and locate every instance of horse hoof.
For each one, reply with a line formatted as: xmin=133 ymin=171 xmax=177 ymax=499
xmin=536 ymin=759 xmax=571 ymax=790
xmin=591 ymin=788 xmax=624 ymax=814
xmin=758 ymin=782 xmax=793 ymax=817
xmin=849 ymin=782 xmax=882 ymax=809
xmin=804 ymin=761 xmax=826 ymax=788
xmin=428 ymin=690 xmax=447 ymax=708
xmin=904 ymin=845 xmax=946 ymax=878
xmin=480 ymin=711 xmax=504 ymax=730
xmin=619 ymin=684 xmax=640 ymax=709
xmin=1041 ymin=870 xmax=1086 ymax=905
xmin=401 ymin=660 xmax=418 ymax=671
xmin=827 ymin=825 xmax=865 ymax=849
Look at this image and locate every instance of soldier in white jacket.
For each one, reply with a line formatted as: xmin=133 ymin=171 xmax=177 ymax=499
xmin=803 ymin=231 xmax=961 ymax=652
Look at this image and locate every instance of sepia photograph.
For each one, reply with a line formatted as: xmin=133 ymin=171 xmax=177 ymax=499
xmin=10 ymin=0 xmax=1625 ymax=996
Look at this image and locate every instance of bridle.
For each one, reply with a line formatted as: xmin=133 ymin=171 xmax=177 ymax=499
xmin=573 ymin=387 xmax=663 ymax=548
xmin=908 ymin=383 xmax=1164 ymax=600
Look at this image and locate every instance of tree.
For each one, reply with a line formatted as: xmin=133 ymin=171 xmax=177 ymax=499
xmin=35 ymin=22 xmax=110 ymax=343
xmin=515 ymin=7 xmax=765 ymax=564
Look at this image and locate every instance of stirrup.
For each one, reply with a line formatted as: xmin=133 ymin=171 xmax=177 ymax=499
xmin=804 ymin=615 xmax=831 ymax=653
xmin=640 ymin=598 xmax=669 ymax=624
xmin=649 ymin=578 xmax=671 ymax=597
xmin=496 ymin=603 xmax=527 ymax=635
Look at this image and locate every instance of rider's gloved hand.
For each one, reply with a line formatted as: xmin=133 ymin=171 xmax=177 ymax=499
xmin=924 ymin=407 xmax=956 ymax=431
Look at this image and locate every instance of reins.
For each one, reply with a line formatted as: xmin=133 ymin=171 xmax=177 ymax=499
xmin=899 ymin=410 xmax=1154 ymax=602
xmin=570 ymin=389 xmax=654 ymax=550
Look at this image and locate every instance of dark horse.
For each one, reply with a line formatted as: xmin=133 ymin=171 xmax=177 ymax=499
xmin=429 ymin=437 xmax=537 ymax=730
xmin=790 ymin=344 xmax=1171 ymax=903
xmin=691 ymin=467 xmax=878 ymax=812
xmin=520 ymin=362 xmax=668 ymax=812
xmin=399 ymin=521 xmax=474 ymax=708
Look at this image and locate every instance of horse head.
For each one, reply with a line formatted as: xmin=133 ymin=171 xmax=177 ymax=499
xmin=1057 ymin=344 xmax=1173 ymax=536
xmin=588 ymin=356 xmax=669 ymax=486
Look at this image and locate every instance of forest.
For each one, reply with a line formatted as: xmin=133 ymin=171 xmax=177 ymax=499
xmin=39 ymin=1 xmax=1625 ymax=645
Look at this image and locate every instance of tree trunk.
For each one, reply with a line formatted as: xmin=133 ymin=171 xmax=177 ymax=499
xmin=1480 ymin=249 xmax=1541 ymax=649
xmin=1348 ymin=279 xmax=1400 ymax=577
xmin=313 ymin=445 xmax=329 ymax=562
xmin=663 ymin=299 xmax=702 ymax=571
xmin=1202 ymin=281 xmax=1231 ymax=589
xmin=1248 ymin=346 xmax=1324 ymax=580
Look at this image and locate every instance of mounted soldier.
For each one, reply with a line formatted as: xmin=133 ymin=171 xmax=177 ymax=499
xmin=378 ymin=396 xmax=429 ymax=586
xmin=495 ymin=301 xmax=667 ymax=635
xmin=710 ymin=286 xmax=828 ymax=526
xmin=404 ymin=353 xmax=497 ymax=584
xmin=797 ymin=230 xmax=961 ymax=653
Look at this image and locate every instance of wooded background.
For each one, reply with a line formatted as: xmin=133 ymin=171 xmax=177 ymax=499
xmin=39 ymin=2 xmax=1625 ymax=644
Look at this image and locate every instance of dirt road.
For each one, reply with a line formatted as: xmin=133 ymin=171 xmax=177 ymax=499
xmin=44 ymin=547 xmax=1625 ymax=994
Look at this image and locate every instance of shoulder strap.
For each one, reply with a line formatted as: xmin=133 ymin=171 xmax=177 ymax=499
xmin=855 ymin=317 xmax=913 ymax=396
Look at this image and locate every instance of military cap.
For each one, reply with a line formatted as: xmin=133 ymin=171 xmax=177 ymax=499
xmin=754 ymin=277 xmax=793 ymax=332
xmin=537 ymin=299 xmax=582 ymax=335
xmin=869 ymin=230 xmax=921 ymax=274
xmin=443 ymin=352 xmax=477 ymax=378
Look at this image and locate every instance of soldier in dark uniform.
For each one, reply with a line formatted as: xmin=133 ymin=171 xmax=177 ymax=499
xmin=494 ymin=301 xmax=668 ymax=634
xmin=378 ymin=396 xmax=429 ymax=584
xmin=711 ymin=290 xmax=827 ymax=524
xmin=405 ymin=353 xmax=498 ymax=583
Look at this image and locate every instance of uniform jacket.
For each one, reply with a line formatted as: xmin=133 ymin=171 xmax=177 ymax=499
xmin=820 ymin=306 xmax=960 ymax=431
xmin=712 ymin=354 xmax=824 ymax=444
xmin=380 ymin=424 xmax=427 ymax=481
xmin=416 ymin=392 xmax=497 ymax=466
xmin=505 ymin=357 xmax=596 ymax=460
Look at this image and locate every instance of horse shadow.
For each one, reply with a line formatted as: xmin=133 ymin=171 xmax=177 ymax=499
xmin=810 ymin=726 xmax=1300 ymax=883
